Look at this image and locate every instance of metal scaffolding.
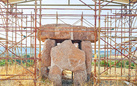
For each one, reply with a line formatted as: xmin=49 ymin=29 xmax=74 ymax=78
xmin=0 ymin=0 xmax=137 ymax=86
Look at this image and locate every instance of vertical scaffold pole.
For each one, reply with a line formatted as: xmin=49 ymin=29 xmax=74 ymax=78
xmin=81 ymin=12 xmax=83 ymax=26
xmin=98 ymin=0 xmax=101 ymax=84
xmin=34 ymin=0 xmax=37 ymax=85
xmin=94 ymin=0 xmax=97 ymax=84
xmin=6 ymin=0 xmax=9 ymax=75
xmin=56 ymin=11 xmax=58 ymax=24
xmin=128 ymin=0 xmax=131 ymax=82
xmin=38 ymin=0 xmax=42 ymax=85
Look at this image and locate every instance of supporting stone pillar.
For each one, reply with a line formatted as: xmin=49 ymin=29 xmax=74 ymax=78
xmin=48 ymin=65 xmax=62 ymax=86
xmin=41 ymin=39 xmax=55 ymax=77
xmin=74 ymin=70 xmax=87 ymax=86
xmin=81 ymin=41 xmax=92 ymax=81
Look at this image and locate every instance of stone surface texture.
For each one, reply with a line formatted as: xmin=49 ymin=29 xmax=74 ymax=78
xmin=74 ymin=70 xmax=87 ymax=86
xmin=48 ymin=40 xmax=87 ymax=86
xmin=73 ymin=26 xmax=95 ymax=42
xmin=48 ymin=65 xmax=62 ymax=86
xmin=81 ymin=41 xmax=92 ymax=75
xmin=81 ymin=41 xmax=92 ymax=81
xmin=37 ymin=24 xmax=97 ymax=42
xmin=41 ymin=39 xmax=55 ymax=67
xmin=41 ymin=39 xmax=55 ymax=77
xmin=50 ymin=40 xmax=86 ymax=72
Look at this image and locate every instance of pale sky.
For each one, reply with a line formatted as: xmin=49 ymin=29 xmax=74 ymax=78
xmin=0 ymin=0 xmax=137 ymax=54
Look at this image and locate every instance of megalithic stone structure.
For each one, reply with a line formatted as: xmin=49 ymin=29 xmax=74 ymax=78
xmin=38 ymin=24 xmax=97 ymax=86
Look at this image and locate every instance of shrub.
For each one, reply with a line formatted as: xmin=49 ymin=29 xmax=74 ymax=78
xmin=100 ymin=61 xmax=109 ymax=67
xmin=92 ymin=60 xmax=135 ymax=69
xmin=0 ymin=60 xmax=5 ymax=66
xmin=116 ymin=61 xmax=124 ymax=68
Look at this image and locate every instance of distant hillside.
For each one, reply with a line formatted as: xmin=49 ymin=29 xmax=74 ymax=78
xmin=0 ymin=47 xmax=42 ymax=55
xmin=0 ymin=46 xmax=136 ymax=56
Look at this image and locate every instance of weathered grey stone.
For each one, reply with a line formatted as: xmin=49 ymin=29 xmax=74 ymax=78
xmin=41 ymin=39 xmax=55 ymax=67
xmin=74 ymin=70 xmax=87 ymax=86
xmin=81 ymin=41 xmax=92 ymax=75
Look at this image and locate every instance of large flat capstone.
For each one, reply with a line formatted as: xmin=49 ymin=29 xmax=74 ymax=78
xmin=37 ymin=24 xmax=97 ymax=42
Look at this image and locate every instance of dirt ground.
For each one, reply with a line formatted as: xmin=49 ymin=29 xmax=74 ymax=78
xmin=0 ymin=65 xmax=136 ymax=86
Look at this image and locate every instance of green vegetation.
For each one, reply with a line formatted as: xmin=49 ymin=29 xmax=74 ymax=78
xmin=0 ymin=59 xmax=13 ymax=66
xmin=0 ymin=54 xmax=34 ymax=67
xmin=0 ymin=54 xmax=136 ymax=69
xmin=92 ymin=60 xmax=136 ymax=69
xmin=0 ymin=60 xmax=5 ymax=66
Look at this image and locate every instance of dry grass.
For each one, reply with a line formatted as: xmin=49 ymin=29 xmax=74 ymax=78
xmin=0 ymin=65 xmax=136 ymax=86
xmin=0 ymin=65 xmax=53 ymax=86
xmin=92 ymin=66 xmax=136 ymax=80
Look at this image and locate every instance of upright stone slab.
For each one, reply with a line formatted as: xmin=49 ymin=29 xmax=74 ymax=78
xmin=74 ymin=70 xmax=87 ymax=86
xmin=50 ymin=40 xmax=86 ymax=72
xmin=49 ymin=40 xmax=87 ymax=85
xmin=41 ymin=39 xmax=55 ymax=77
xmin=81 ymin=41 xmax=92 ymax=81
xmin=48 ymin=65 xmax=62 ymax=86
